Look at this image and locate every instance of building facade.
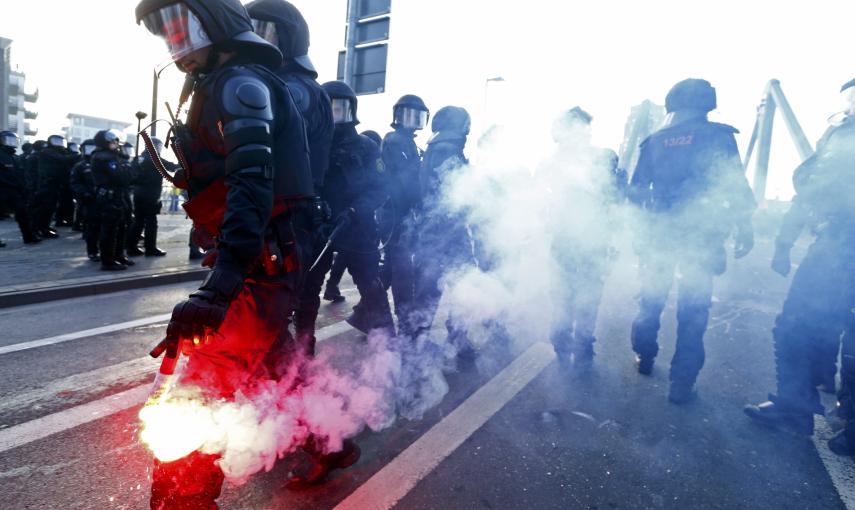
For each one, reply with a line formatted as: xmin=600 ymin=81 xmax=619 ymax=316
xmin=63 ymin=114 xmax=131 ymax=145
xmin=0 ymin=37 xmax=38 ymax=141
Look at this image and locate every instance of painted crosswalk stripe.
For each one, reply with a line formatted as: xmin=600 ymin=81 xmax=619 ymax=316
xmin=0 ymin=319 xmax=354 ymax=453
xmin=334 ymin=342 xmax=556 ymax=510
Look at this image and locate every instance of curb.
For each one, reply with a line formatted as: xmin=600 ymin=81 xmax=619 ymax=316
xmin=0 ymin=267 xmax=209 ymax=309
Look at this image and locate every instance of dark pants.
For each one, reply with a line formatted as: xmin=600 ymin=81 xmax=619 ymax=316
xmin=384 ymin=231 xmax=416 ymax=326
xmin=295 ymin=231 xmax=393 ymax=342
xmin=631 ymin=252 xmax=714 ymax=387
xmin=326 ymin=251 xmax=348 ymax=289
xmin=0 ymin=187 xmax=34 ymax=241
xmin=773 ymin=235 xmax=851 ymax=415
xmin=57 ymin=179 xmax=74 ymax=225
xmin=839 ymin=309 xmax=855 ymax=446
xmin=97 ymin=195 xmax=127 ymax=265
xmin=409 ymin=220 xmax=473 ymax=338
xmin=83 ymin=200 xmax=100 ymax=256
xmin=32 ymin=169 xmax=63 ymax=232
xmin=128 ymin=194 xmax=161 ymax=252
xmin=552 ymin=253 xmax=607 ymax=359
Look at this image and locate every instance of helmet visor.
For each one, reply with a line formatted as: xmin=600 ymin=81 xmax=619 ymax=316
xmin=251 ymin=19 xmax=279 ymax=48
xmin=123 ymin=145 xmax=135 ymax=157
xmin=48 ymin=136 xmax=67 ymax=148
xmin=394 ymin=107 xmax=429 ymax=130
xmin=1 ymin=133 xmax=19 ymax=148
xmin=331 ymin=98 xmax=355 ymax=124
xmin=68 ymin=143 xmax=80 ymax=154
xmin=83 ymin=144 xmax=96 ymax=156
xmin=142 ymin=4 xmax=213 ymax=62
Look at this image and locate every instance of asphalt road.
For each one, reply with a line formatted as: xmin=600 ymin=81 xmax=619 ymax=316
xmin=0 ymin=235 xmax=852 ymax=510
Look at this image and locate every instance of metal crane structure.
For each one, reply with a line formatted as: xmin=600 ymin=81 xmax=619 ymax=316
xmin=742 ymin=79 xmax=814 ymax=202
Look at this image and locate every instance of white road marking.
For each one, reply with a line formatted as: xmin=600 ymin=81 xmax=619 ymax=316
xmin=0 ymin=385 xmax=151 ymax=453
xmin=334 ymin=342 xmax=556 ymax=510
xmin=0 ymin=320 xmax=354 ymax=453
xmin=0 ymin=314 xmax=172 ymax=356
xmin=813 ymin=416 xmax=855 ymax=510
xmin=0 ymin=286 xmax=360 ymax=356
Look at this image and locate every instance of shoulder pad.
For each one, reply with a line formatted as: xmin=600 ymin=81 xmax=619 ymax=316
xmin=707 ymin=122 xmax=740 ymax=135
xmin=221 ymin=70 xmax=273 ymax=121
xmin=284 ymin=77 xmax=311 ymax=115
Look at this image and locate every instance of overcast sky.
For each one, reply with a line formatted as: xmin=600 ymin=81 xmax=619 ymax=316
xmin=2 ymin=0 xmax=853 ymax=199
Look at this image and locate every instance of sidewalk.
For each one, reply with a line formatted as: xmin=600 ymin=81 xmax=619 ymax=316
xmin=0 ymin=213 xmax=204 ymax=293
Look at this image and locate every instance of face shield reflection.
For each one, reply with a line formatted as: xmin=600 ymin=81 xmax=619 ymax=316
xmin=394 ymin=107 xmax=429 ymax=130
xmin=48 ymin=136 xmax=67 ymax=148
xmin=251 ymin=19 xmax=279 ymax=47
xmin=142 ymin=4 xmax=213 ymax=62
xmin=123 ymin=145 xmax=135 ymax=158
xmin=83 ymin=144 xmax=96 ymax=156
xmin=331 ymin=98 xmax=354 ymax=124
xmin=1 ymin=133 xmax=19 ymax=148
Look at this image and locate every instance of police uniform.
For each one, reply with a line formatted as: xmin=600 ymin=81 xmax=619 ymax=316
xmin=746 ymin=115 xmax=855 ymax=435
xmin=628 ymin=105 xmax=755 ymax=399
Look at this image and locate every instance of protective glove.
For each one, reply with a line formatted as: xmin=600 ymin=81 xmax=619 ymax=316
xmin=770 ymin=241 xmax=792 ymax=277
xmin=733 ymin=224 xmax=754 ymax=259
xmin=150 ymin=269 xmax=243 ymax=359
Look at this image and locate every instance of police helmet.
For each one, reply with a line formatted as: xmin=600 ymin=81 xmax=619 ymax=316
xmin=551 ymin=107 xmax=593 ymax=144
xmin=94 ymin=130 xmax=121 ymax=151
xmin=392 ymin=94 xmax=429 ymax=131
xmin=665 ymin=78 xmax=717 ymax=113
xmin=361 ymin=130 xmax=382 ymax=147
xmin=430 ymin=106 xmax=471 ymax=144
xmin=246 ymin=0 xmax=317 ymax=77
xmin=0 ymin=131 xmax=20 ymax=149
xmin=136 ymin=0 xmax=282 ymax=71
xmin=81 ymin=139 xmax=97 ymax=157
xmin=47 ymin=135 xmax=67 ymax=149
xmin=122 ymin=142 xmax=135 ymax=158
xmin=68 ymin=142 xmax=80 ymax=154
xmin=33 ymin=140 xmax=47 ymax=151
xmin=322 ymin=80 xmax=359 ymax=125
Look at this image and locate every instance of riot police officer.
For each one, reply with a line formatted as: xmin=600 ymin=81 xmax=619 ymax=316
xmin=627 ymin=79 xmax=756 ymax=404
xmin=24 ymin=140 xmax=44 ymax=214
xmin=32 ymin=135 xmax=80 ymax=238
xmin=410 ymin=106 xmax=474 ymax=344
xmin=745 ymin=79 xmax=855 ymax=436
xmin=542 ymin=107 xmax=627 ymax=367
xmin=380 ymin=94 xmax=429 ymax=332
xmin=294 ymin=80 xmax=394 ymax=351
xmin=91 ymin=130 xmax=133 ymax=270
xmin=246 ymin=0 xmax=334 ymax=192
xmin=70 ymin=139 xmax=100 ymax=260
xmin=136 ymin=0 xmax=315 ymax=506
xmin=0 ymin=131 xmax=38 ymax=245
xmin=127 ymin=137 xmax=175 ymax=256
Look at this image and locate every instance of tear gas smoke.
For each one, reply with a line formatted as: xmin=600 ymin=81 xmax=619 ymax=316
xmin=140 ymin=105 xmax=748 ymax=485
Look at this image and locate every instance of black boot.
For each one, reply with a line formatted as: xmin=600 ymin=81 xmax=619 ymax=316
xmin=323 ymin=284 xmax=345 ymax=303
xmin=635 ymin=355 xmax=654 ymax=375
xmin=287 ymin=439 xmax=361 ymax=488
xmin=116 ymin=256 xmax=136 ymax=266
xmin=668 ymin=382 xmax=697 ymax=405
xmin=189 ymin=247 xmax=205 ymax=260
xmin=743 ymin=398 xmax=814 ymax=436
xmin=828 ymin=429 xmax=855 ymax=456
xmin=127 ymin=246 xmax=144 ymax=256
xmin=101 ymin=261 xmax=127 ymax=271
xmin=145 ymin=248 xmax=167 ymax=257
xmin=39 ymin=228 xmax=59 ymax=239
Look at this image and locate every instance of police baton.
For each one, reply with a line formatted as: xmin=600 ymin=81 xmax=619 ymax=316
xmin=309 ymin=215 xmax=352 ymax=273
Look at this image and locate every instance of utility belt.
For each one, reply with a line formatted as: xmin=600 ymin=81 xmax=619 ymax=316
xmin=184 ymin=176 xmax=312 ymax=277
xmin=95 ymin=187 xmax=120 ymax=200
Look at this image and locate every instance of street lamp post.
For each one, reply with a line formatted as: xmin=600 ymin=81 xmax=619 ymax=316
xmin=135 ymin=111 xmax=148 ymax=160
xmin=484 ymin=76 xmax=505 ymax=120
xmin=150 ymin=63 xmax=176 ymax=138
